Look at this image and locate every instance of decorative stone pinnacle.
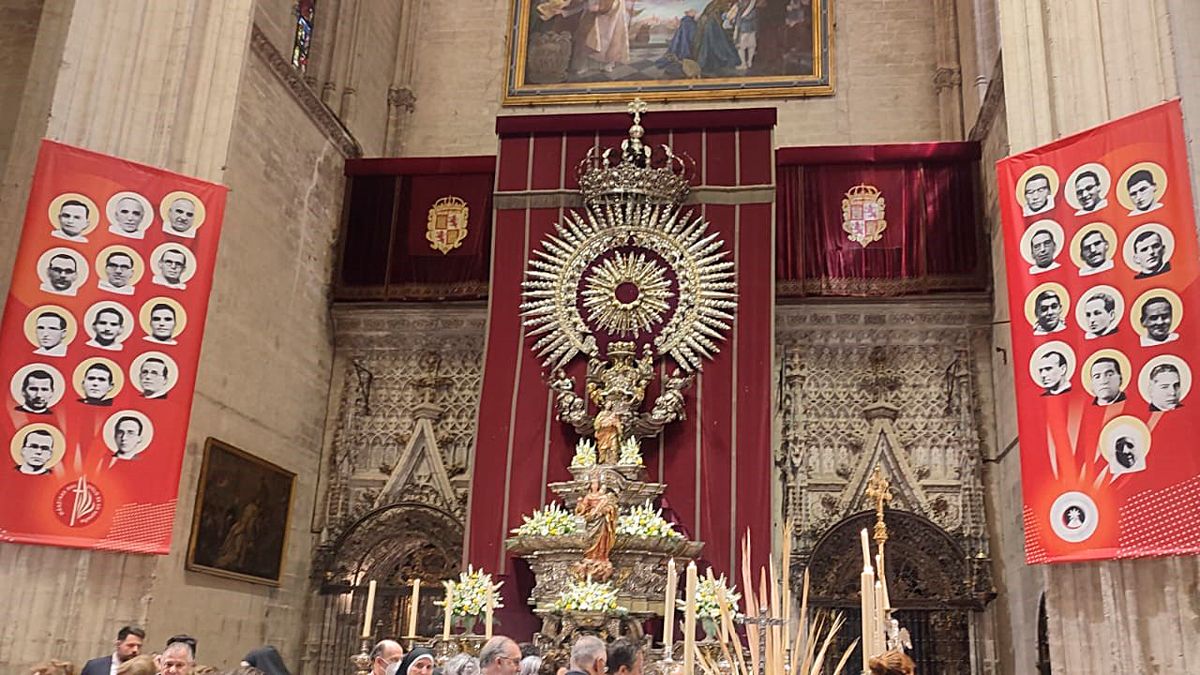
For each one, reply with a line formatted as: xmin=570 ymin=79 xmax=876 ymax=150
xmin=866 ymin=466 xmax=893 ymax=546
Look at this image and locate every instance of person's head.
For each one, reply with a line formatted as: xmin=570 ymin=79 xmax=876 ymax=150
xmin=1114 ymin=436 xmax=1137 ymax=468
xmin=114 ymin=197 xmax=145 ymax=233
xmin=370 ymin=640 xmax=404 ymax=675
xmin=396 ymin=648 xmax=435 ymax=675
xmin=83 ymin=363 xmax=115 ymax=400
xmin=1090 ymin=357 xmax=1122 ymax=402
xmin=1126 ymin=169 xmax=1158 ymax=210
xmin=58 ymin=200 xmax=90 ymax=236
xmin=241 ymin=646 xmax=289 ymax=675
xmin=140 ymin=358 xmax=169 ymax=395
xmin=1149 ymin=363 xmax=1181 ymax=410
xmin=159 ymin=249 xmax=188 ymax=283
xmin=157 ymin=640 xmax=195 ymax=675
xmin=21 ymin=369 xmax=55 ymax=411
xmin=480 ymin=637 xmax=521 ymax=675
xmin=1024 ymin=173 xmax=1051 ymax=211
xmin=115 ymin=626 xmax=146 ymax=662
xmin=114 ymin=416 xmax=143 ymax=455
xmin=46 ymin=254 xmax=77 ymax=291
xmin=167 ymin=198 xmax=196 ymax=232
xmin=867 ymin=650 xmax=915 ymax=675
xmin=443 ymin=654 xmax=481 ymax=675
xmin=1074 ymin=170 xmax=1102 ymax=210
xmin=1084 ymin=294 xmax=1116 ymax=334
xmin=28 ymin=660 xmax=74 ymax=675
xmin=116 ymin=654 xmax=157 ymax=675
xmin=92 ymin=308 xmax=125 ymax=345
xmin=606 ymin=639 xmax=642 ymax=675
xmin=150 ymin=304 xmax=177 ymax=340
xmin=1029 ymin=229 xmax=1057 ymax=268
xmin=105 ymin=252 xmax=135 ymax=287
xmin=1036 ymin=351 xmax=1067 ymax=390
xmin=20 ymin=430 xmax=54 ymax=470
xmin=1034 ymin=290 xmax=1062 ymax=331
xmin=518 ymin=656 xmax=542 ymax=675
xmin=1079 ymin=230 xmax=1109 ymax=268
xmin=1132 ymin=230 xmax=1165 ymax=273
xmin=1140 ymin=297 xmax=1174 ymax=342
xmin=35 ymin=312 xmax=68 ymax=349
xmin=569 ymin=636 xmax=606 ymax=675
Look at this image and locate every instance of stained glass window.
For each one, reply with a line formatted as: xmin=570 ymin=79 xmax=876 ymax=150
xmin=291 ymin=0 xmax=315 ymax=72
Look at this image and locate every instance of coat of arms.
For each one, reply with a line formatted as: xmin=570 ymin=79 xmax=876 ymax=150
xmin=426 ymin=196 xmax=469 ymax=254
xmin=842 ymin=183 xmax=888 ymax=247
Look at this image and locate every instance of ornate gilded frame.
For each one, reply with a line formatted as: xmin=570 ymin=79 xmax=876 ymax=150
xmin=504 ymin=0 xmax=833 ymax=105
xmin=185 ymin=438 xmax=295 ymax=586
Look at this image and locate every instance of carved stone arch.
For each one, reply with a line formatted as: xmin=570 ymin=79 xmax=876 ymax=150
xmin=326 ymin=500 xmax=464 ymax=584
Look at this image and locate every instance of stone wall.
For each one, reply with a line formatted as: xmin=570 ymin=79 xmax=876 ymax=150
xmin=0 ymin=0 xmax=43 ymax=171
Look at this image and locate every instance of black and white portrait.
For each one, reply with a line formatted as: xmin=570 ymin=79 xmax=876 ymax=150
xmin=150 ymin=244 xmax=196 ymax=290
xmin=73 ymin=358 xmax=123 ymax=406
xmin=131 ymin=351 xmax=178 ymax=400
xmin=26 ymin=306 xmax=75 ymax=357
xmin=1124 ymin=224 xmax=1173 ymax=279
xmin=37 ymin=248 xmax=88 ymax=297
xmin=10 ymin=425 xmax=64 ymax=476
xmin=1073 ymin=226 xmax=1115 ymax=276
xmin=1029 ymin=341 xmax=1075 ymax=396
xmin=103 ymin=410 xmax=154 ymax=460
xmin=1020 ymin=220 xmax=1063 ymax=274
xmin=1134 ymin=291 xmax=1181 ymax=347
xmin=96 ymin=246 xmax=143 ymax=296
xmin=83 ymin=302 xmax=135 ymax=352
xmin=160 ymin=191 xmax=205 ymax=239
xmin=1019 ymin=167 xmax=1058 ymax=217
xmin=1076 ymin=286 xmax=1123 ymax=340
xmin=106 ymin=191 xmax=153 ymax=239
xmin=10 ymin=364 xmax=65 ymax=415
xmin=49 ymin=193 xmax=99 ymax=243
xmin=1119 ymin=163 xmax=1166 ymax=216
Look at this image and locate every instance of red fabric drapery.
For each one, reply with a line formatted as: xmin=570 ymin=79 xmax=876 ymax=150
xmin=776 ymin=143 xmax=987 ymax=296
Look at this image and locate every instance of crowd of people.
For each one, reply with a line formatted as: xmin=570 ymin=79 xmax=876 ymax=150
xmin=28 ymin=627 xmax=294 ymax=675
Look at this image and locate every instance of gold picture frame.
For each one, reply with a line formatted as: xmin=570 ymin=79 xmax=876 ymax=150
xmin=504 ymin=0 xmax=833 ymax=105
xmin=185 ymin=438 xmax=295 ymax=586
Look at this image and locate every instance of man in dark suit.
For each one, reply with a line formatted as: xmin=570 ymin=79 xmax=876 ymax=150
xmin=81 ymin=625 xmax=144 ymax=675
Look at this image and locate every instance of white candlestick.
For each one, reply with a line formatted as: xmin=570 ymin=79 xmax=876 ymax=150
xmin=442 ymin=582 xmax=453 ymax=640
xmin=408 ymin=579 xmax=422 ymax=637
xmin=361 ymin=580 xmax=377 ymax=639
xmin=683 ymin=562 xmax=697 ymax=675
xmin=485 ymin=587 xmax=495 ymax=639
xmin=663 ymin=558 xmax=677 ymax=657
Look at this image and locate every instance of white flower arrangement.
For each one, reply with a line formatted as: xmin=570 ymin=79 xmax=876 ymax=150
xmin=695 ymin=574 xmax=740 ymax=621
xmin=616 ymin=501 xmax=683 ymax=540
xmin=617 ymin=436 xmax=643 ymax=466
xmin=441 ymin=566 xmax=504 ymax=618
xmin=511 ymin=502 xmax=583 ymax=537
xmin=571 ymin=438 xmax=597 ymax=468
xmin=553 ymin=577 xmax=623 ymax=612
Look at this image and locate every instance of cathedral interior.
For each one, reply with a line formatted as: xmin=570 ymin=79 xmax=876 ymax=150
xmin=1 ymin=1 xmax=1199 ymax=674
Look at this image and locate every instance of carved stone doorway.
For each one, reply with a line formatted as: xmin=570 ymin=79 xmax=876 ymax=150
xmin=802 ymin=511 xmax=987 ymax=675
xmin=308 ymin=502 xmax=463 ymax=675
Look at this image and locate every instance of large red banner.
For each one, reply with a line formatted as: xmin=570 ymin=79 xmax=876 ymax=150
xmin=0 ymin=141 xmax=225 ymax=554
xmin=998 ymin=100 xmax=1200 ymax=563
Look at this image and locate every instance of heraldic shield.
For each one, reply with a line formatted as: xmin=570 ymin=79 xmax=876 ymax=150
xmin=426 ymin=195 xmax=469 ymax=254
xmin=842 ymin=183 xmax=888 ymax=247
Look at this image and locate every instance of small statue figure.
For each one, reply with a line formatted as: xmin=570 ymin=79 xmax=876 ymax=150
xmin=573 ymin=469 xmax=618 ymax=581
xmin=550 ymin=367 xmax=588 ymax=429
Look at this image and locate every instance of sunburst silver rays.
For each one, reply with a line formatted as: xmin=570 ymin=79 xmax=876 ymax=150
xmin=520 ymin=200 xmax=737 ymax=372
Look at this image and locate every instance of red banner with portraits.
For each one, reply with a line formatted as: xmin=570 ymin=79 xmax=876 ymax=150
xmin=998 ymin=100 xmax=1200 ymax=563
xmin=0 ymin=140 xmax=225 ymax=554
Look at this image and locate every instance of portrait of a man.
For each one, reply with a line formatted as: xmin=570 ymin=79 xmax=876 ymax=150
xmin=1036 ymin=351 xmax=1071 ymax=396
xmin=108 ymin=195 xmax=149 ymax=239
xmin=1072 ymin=169 xmax=1108 ymax=215
xmin=1112 ymin=436 xmax=1143 ymax=471
xmin=145 ymin=303 xmax=180 ymax=345
xmin=53 ymin=199 xmax=92 ymax=242
xmin=14 ymin=369 xmax=58 ymax=415
xmin=1089 ymin=357 xmax=1127 ymax=406
xmin=15 ymin=429 xmax=58 ymax=475
xmin=1028 ymin=228 xmax=1060 ymax=274
xmin=86 ymin=307 xmax=128 ymax=351
xmin=1023 ymin=172 xmax=1054 ymax=216
xmin=1125 ymin=169 xmax=1163 ymax=215
xmin=1138 ymin=296 xmax=1179 ymax=347
xmin=164 ymin=197 xmax=198 ymax=238
xmin=1033 ymin=289 xmax=1066 ymax=335
xmin=153 ymin=248 xmax=190 ymax=289
xmin=1130 ymin=229 xmax=1171 ymax=278
xmin=79 ymin=363 xmax=116 ymax=406
xmin=98 ymin=251 xmax=138 ymax=295
xmin=1147 ymin=363 xmax=1181 ymax=412
xmin=40 ymin=252 xmax=82 ymax=296
xmin=1077 ymin=229 xmax=1113 ymax=276
xmin=1082 ymin=292 xmax=1119 ymax=339
xmin=111 ymin=415 xmax=147 ymax=460
xmin=33 ymin=311 xmax=69 ymax=357
xmin=138 ymin=357 xmax=171 ymax=399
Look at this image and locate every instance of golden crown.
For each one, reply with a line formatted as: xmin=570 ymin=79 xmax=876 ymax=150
xmin=576 ymin=99 xmax=693 ymax=206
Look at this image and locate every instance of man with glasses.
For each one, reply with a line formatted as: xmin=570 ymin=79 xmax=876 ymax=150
xmin=153 ymin=248 xmax=189 ymax=289
xmin=156 ymin=639 xmax=195 ymax=675
xmin=371 ymin=639 xmax=404 ymax=675
xmin=480 ymin=636 xmax=522 ymax=675
xmin=42 ymin=253 xmax=80 ymax=296
xmin=99 ymin=251 xmax=137 ymax=295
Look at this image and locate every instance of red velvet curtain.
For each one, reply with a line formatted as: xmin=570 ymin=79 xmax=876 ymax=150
xmin=776 ymin=143 xmax=986 ymax=296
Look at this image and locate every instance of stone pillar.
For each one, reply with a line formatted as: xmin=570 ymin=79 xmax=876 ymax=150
xmin=992 ymin=1 xmax=1200 ymax=673
xmin=0 ymin=0 xmax=253 ymax=668
xmin=383 ymin=0 xmax=422 ymax=156
xmin=932 ymin=0 xmax=964 ymax=138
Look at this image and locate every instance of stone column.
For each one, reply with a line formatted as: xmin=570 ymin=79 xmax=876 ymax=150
xmin=992 ymin=1 xmax=1200 ymax=674
xmin=0 ymin=0 xmax=253 ymax=668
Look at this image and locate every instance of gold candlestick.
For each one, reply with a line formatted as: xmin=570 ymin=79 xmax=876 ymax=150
xmin=351 ymin=638 xmax=372 ymax=675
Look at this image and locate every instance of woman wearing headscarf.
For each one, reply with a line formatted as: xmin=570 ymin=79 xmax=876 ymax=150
xmin=387 ymin=647 xmax=435 ymax=675
xmin=241 ymin=646 xmax=291 ymax=675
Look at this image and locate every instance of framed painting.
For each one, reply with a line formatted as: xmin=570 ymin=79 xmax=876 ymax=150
xmin=504 ymin=0 xmax=833 ymax=105
xmin=185 ymin=438 xmax=295 ymax=586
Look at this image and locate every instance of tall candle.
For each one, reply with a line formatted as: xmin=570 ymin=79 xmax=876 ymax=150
xmin=485 ymin=587 xmax=494 ymax=639
xmin=860 ymin=529 xmax=871 ymax=569
xmin=876 ymin=552 xmax=890 ymax=611
xmin=361 ymin=580 xmax=377 ymax=639
xmin=683 ymin=562 xmax=698 ymax=675
xmin=663 ymin=558 xmax=677 ymax=657
xmin=408 ymin=579 xmax=422 ymax=637
xmin=874 ymin=579 xmax=887 ymax=651
xmin=442 ymin=582 xmax=453 ymax=640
